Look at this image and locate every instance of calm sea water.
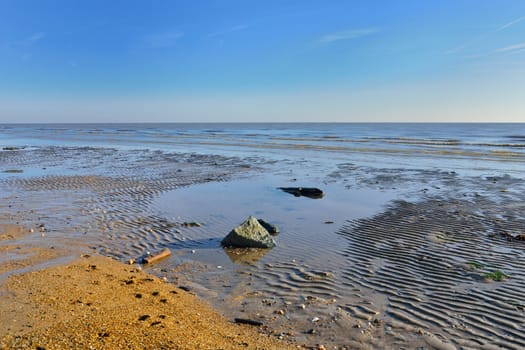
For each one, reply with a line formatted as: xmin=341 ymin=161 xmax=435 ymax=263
xmin=1 ymin=123 xmax=524 ymax=176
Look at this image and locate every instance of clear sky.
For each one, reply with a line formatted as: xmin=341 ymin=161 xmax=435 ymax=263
xmin=0 ymin=0 xmax=524 ymax=123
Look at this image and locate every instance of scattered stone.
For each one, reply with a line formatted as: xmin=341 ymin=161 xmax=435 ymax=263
xmin=182 ymin=222 xmax=202 ymax=227
xmin=221 ymin=216 xmax=276 ymax=248
xmin=311 ymin=317 xmax=320 ymax=323
xmin=257 ymin=219 xmax=279 ymax=236
xmin=499 ymin=230 xmax=525 ymax=241
xmin=138 ymin=315 xmax=150 ymax=321
xmin=279 ymin=187 xmax=324 ymax=199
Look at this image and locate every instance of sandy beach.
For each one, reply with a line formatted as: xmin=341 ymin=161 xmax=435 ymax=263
xmin=0 ymin=242 xmax=292 ymax=349
xmin=2 ymin=0 xmax=525 ymax=346
xmin=1 ymin=131 xmax=525 ymax=349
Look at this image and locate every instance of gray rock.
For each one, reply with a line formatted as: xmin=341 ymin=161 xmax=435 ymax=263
xmin=221 ymin=216 xmax=276 ymax=248
xmin=257 ymin=219 xmax=279 ymax=236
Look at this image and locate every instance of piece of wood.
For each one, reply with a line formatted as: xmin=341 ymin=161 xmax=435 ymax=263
xmin=143 ymin=248 xmax=171 ymax=264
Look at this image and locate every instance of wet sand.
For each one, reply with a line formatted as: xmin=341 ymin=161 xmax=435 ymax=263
xmin=2 ymin=145 xmax=525 ymax=349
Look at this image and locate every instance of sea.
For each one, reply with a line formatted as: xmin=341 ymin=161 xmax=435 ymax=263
xmin=1 ymin=122 xmax=525 ymax=176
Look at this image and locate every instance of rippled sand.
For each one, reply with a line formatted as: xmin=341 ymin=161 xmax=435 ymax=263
xmin=1 ymin=145 xmax=525 ymax=349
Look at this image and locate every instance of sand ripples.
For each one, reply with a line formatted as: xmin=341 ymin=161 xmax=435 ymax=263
xmin=3 ymin=145 xmax=525 ymax=348
xmin=337 ymin=199 xmax=525 ymax=348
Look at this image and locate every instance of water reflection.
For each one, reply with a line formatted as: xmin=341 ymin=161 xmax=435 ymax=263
xmin=223 ymin=247 xmax=270 ymax=265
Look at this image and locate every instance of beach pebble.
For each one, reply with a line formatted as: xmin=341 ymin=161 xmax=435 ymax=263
xmin=311 ymin=317 xmax=320 ymax=322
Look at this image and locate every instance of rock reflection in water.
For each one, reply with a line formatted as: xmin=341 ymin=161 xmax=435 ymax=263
xmin=223 ymin=247 xmax=269 ymax=265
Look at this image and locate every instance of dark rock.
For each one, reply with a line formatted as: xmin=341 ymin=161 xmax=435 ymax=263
xmin=279 ymin=187 xmax=324 ymax=199
xmin=234 ymin=318 xmax=263 ymax=326
xmin=182 ymin=222 xmax=202 ymax=227
xmin=221 ymin=216 xmax=276 ymax=248
xmin=257 ymin=219 xmax=279 ymax=236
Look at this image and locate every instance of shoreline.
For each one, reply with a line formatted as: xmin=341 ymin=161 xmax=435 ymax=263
xmin=0 ymin=233 xmax=295 ymax=349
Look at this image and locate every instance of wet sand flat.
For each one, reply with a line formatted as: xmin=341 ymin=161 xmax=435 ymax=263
xmin=1 ymin=143 xmax=525 ymax=349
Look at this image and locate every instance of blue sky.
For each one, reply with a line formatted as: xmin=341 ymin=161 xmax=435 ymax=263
xmin=0 ymin=0 xmax=524 ymax=122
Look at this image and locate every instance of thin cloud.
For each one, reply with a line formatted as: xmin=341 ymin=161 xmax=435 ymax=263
xmin=28 ymin=32 xmax=46 ymax=42
xmin=495 ymin=42 xmax=525 ymax=53
xmin=497 ymin=16 xmax=525 ymax=31
xmin=144 ymin=31 xmax=183 ymax=48
xmin=208 ymin=24 xmax=248 ymax=38
xmin=10 ymin=32 xmax=46 ymax=48
xmin=319 ymin=28 xmax=379 ymax=44
xmin=494 ymin=42 xmax=525 ymax=54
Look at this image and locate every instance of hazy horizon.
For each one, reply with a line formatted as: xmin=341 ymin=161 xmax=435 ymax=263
xmin=1 ymin=1 xmax=524 ymax=123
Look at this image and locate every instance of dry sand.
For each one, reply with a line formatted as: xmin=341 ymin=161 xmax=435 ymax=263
xmin=0 ymin=241 xmax=294 ymax=349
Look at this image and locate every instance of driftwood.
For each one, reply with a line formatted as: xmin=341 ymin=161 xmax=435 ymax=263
xmin=142 ymin=248 xmax=171 ymax=264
